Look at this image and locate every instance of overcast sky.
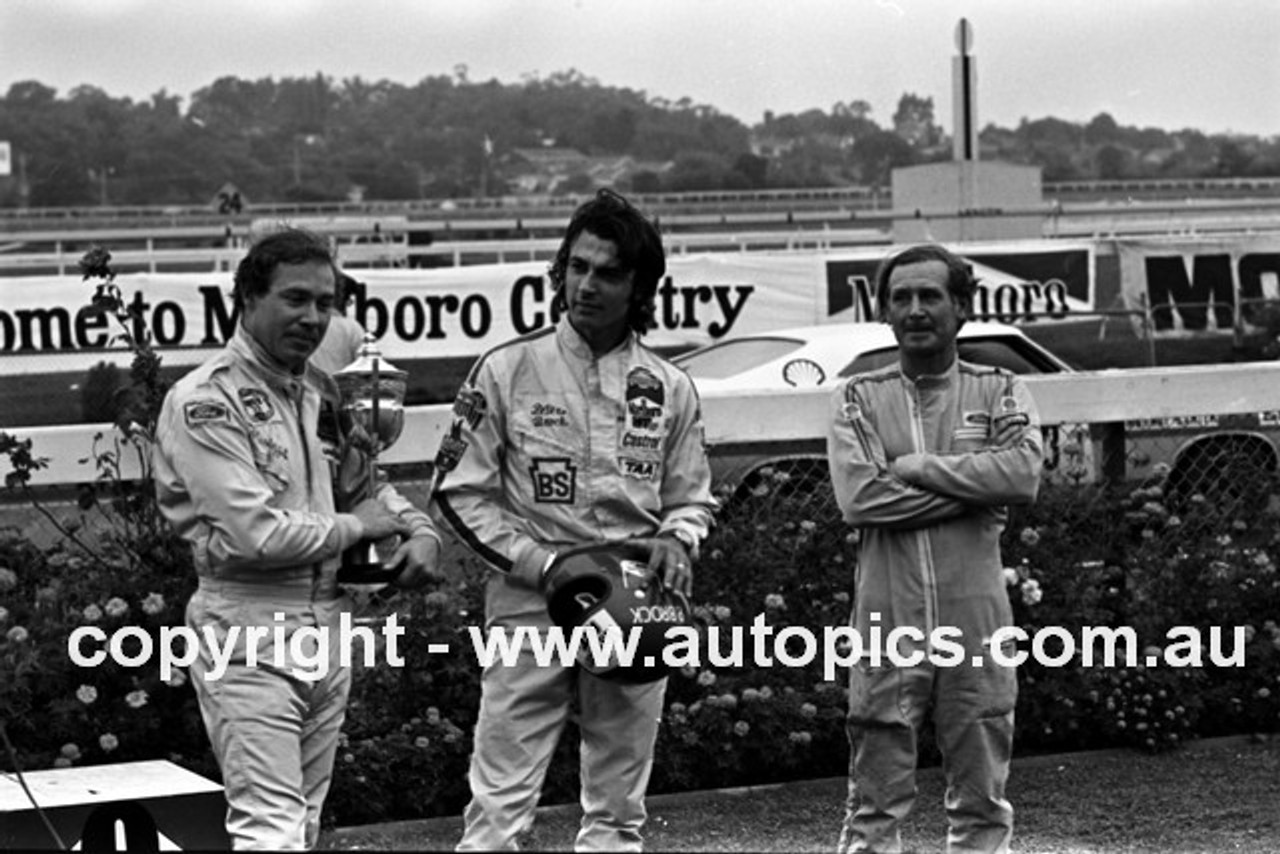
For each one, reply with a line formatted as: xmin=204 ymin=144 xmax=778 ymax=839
xmin=1 ymin=0 xmax=1277 ymax=137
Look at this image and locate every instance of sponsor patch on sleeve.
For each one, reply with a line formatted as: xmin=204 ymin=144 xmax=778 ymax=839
xmin=453 ymin=387 xmax=488 ymax=430
xmin=184 ymin=399 xmax=230 ymax=427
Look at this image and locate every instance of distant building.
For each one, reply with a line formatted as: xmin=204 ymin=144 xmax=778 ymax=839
xmin=505 ymin=147 xmax=670 ymax=194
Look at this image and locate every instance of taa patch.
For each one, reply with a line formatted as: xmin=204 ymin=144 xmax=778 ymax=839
xmin=453 ymin=387 xmax=488 ymax=430
xmin=619 ymin=456 xmax=658 ymax=480
xmin=529 ymin=457 xmax=577 ymax=503
xmin=238 ymin=387 xmax=277 ymax=422
xmin=184 ymin=399 xmax=229 ymax=427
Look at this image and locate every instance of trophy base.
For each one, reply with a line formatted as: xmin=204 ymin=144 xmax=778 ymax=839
xmin=336 ymin=538 xmax=402 ymax=585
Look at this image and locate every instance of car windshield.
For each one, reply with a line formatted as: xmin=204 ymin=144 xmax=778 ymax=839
xmin=674 ymin=336 xmax=806 ymax=379
xmin=836 ymin=336 xmax=1063 ymax=377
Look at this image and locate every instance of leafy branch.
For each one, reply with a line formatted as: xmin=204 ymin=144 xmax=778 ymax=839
xmin=1 ymin=246 xmax=176 ymax=572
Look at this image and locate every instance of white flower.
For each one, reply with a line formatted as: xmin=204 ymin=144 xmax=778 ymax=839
xmin=799 ymin=520 xmax=817 ymax=532
xmin=1019 ymin=527 xmax=1041 ymax=547
xmin=0 ymin=567 xmax=16 ymax=592
xmin=105 ymin=597 xmax=129 ymax=618
xmin=1002 ymin=567 xmax=1019 ymax=587
xmin=82 ymin=603 xmax=103 ymax=622
xmin=125 ymin=689 xmax=149 ymax=709
xmin=6 ymin=625 xmax=28 ymax=644
xmin=712 ymin=605 xmax=731 ymax=622
xmin=788 ymin=731 xmax=813 ymax=745
xmin=141 ymin=593 xmax=166 ymax=616
xmin=414 ymin=736 xmax=430 ymax=749
xmin=696 ymin=670 xmax=717 ymax=687
xmin=0 ymin=606 xmax=8 ymax=624
xmin=733 ymin=720 xmax=750 ymax=737
xmin=764 ymin=593 xmax=786 ymax=610
xmin=60 ymin=743 xmax=82 ymax=761
xmin=800 ymin=702 xmax=818 ymax=718
xmin=76 ymin=685 xmax=98 ymax=705
xmin=98 ymin=733 xmax=119 ymax=752
xmin=1020 ymin=579 xmax=1043 ymax=606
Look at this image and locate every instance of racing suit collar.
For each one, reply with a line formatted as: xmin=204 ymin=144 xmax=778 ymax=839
xmin=229 ymin=325 xmax=308 ymax=396
xmin=557 ymin=319 xmax=634 ymax=362
xmin=902 ymin=357 xmax=959 ymax=390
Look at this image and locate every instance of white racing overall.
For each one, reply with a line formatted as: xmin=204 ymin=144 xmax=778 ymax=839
xmin=154 ymin=327 xmax=435 ymax=849
xmin=434 ymin=321 xmax=715 ymax=851
xmin=827 ymin=359 xmax=1043 ymax=854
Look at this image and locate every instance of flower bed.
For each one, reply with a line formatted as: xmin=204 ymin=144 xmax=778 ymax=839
xmin=4 ymin=453 xmax=1280 ymax=830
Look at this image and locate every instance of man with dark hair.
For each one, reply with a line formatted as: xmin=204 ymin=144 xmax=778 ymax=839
xmin=154 ymin=228 xmax=442 ymax=849
xmin=827 ymin=243 xmax=1043 ymax=853
xmin=434 ymin=189 xmax=716 ymax=851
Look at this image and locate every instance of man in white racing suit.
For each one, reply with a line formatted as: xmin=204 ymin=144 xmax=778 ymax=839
xmin=827 ymin=244 xmax=1043 ymax=854
xmin=154 ymin=228 xmax=442 ymax=850
xmin=434 ymin=189 xmax=715 ymax=851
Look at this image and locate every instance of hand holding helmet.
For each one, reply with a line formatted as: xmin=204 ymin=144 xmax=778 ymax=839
xmin=540 ymin=540 xmax=695 ymax=683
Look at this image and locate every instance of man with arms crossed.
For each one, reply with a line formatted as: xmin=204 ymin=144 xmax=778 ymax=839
xmin=434 ymin=189 xmax=715 ymax=851
xmin=154 ymin=228 xmax=443 ymax=849
xmin=827 ymin=243 xmax=1043 ymax=854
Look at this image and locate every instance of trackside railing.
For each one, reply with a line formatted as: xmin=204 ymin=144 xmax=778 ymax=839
xmin=5 ymin=362 xmax=1280 ymax=489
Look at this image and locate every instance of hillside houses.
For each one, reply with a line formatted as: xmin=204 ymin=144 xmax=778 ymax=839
xmin=505 ymin=147 xmax=672 ymax=194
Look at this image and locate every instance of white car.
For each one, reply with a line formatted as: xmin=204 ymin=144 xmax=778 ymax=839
xmin=672 ymin=321 xmax=1086 ymax=499
xmin=674 ymin=321 xmax=1278 ymax=509
xmin=675 ymin=321 xmax=1073 ymax=395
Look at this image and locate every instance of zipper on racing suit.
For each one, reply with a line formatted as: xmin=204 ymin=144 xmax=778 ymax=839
xmin=905 ymin=380 xmax=940 ymax=642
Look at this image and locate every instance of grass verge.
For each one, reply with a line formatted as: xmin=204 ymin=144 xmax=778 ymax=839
xmin=319 ymin=735 xmax=1280 ymax=853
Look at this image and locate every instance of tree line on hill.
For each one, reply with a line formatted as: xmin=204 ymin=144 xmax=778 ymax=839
xmin=0 ymin=66 xmax=1276 ymax=210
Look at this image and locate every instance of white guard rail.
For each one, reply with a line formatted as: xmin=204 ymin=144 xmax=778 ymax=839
xmin=6 ymin=362 xmax=1280 ymax=488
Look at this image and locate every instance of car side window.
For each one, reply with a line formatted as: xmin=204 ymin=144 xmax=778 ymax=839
xmin=675 ymin=337 xmax=806 ymax=380
xmin=838 ymin=348 xmax=898 ymax=377
xmin=837 ymin=338 xmax=1055 ymax=377
xmin=957 ymin=340 xmax=1043 ymax=374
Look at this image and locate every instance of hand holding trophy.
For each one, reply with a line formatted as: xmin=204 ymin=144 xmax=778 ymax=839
xmin=334 ymin=332 xmax=410 ymax=585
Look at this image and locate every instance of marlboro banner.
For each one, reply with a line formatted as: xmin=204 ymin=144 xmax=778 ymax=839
xmin=0 ymin=241 xmax=1094 ymax=375
xmin=1117 ymin=235 xmax=1280 ymax=338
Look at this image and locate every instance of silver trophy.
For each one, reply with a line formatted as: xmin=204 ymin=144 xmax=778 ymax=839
xmin=333 ymin=332 xmax=408 ymax=584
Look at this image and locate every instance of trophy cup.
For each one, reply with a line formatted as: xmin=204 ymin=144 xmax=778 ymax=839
xmin=334 ymin=332 xmax=408 ymax=585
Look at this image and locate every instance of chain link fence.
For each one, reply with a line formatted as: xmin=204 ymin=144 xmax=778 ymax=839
xmin=717 ymin=412 xmax=1280 ymax=537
